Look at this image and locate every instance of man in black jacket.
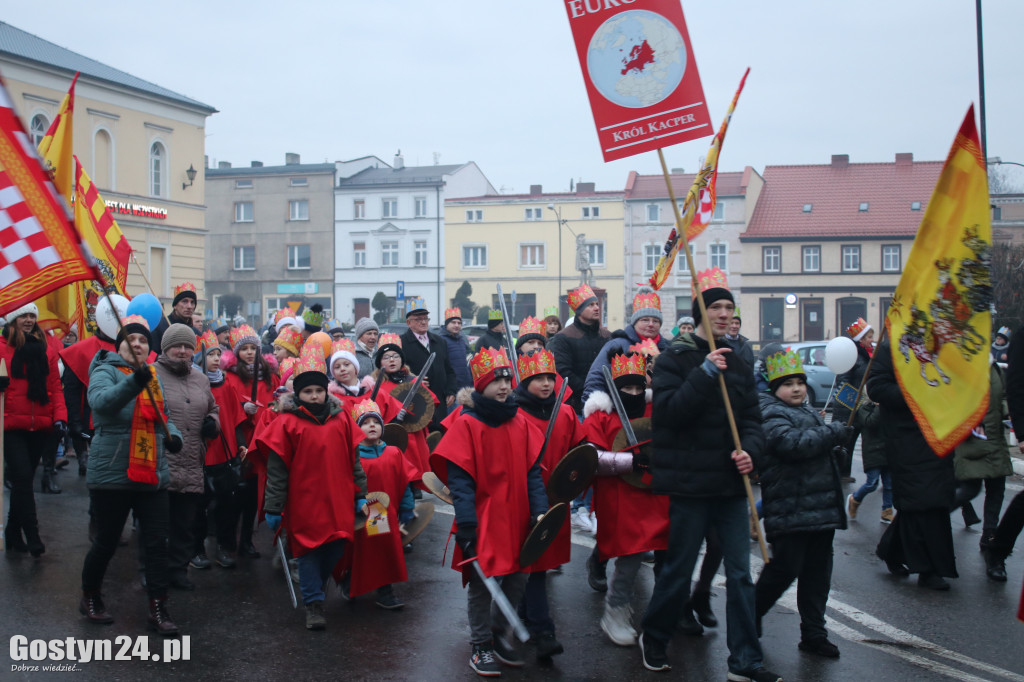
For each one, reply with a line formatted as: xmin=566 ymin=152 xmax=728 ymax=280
xmin=400 ymin=306 xmax=457 ymax=428
xmin=639 ymin=282 xmax=777 ymax=681
xmin=547 ymin=284 xmax=610 ymax=415
xmin=473 ymin=309 xmax=508 ymax=353
xmin=150 ymin=282 xmax=201 ymax=354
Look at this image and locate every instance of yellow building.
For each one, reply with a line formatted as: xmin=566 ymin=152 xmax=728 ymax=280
xmin=445 ymin=183 xmax=626 ymax=329
xmin=0 ymin=22 xmax=216 ymax=308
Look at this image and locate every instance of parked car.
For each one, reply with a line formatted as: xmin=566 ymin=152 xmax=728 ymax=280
xmin=782 ymin=341 xmax=838 ymax=407
xmin=456 ymin=324 xmax=518 ymax=348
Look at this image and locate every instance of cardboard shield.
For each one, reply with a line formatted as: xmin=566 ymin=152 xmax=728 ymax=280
xmin=519 ymin=502 xmax=568 ymax=568
xmin=421 ymin=471 xmax=453 ymax=505
xmin=390 ymin=382 xmax=435 ymax=432
xmin=400 ymin=500 xmax=435 ymax=544
xmin=381 ymin=423 xmax=409 ymax=452
xmin=426 ymin=430 xmax=443 ymax=453
xmin=546 ymin=444 xmax=598 ymax=504
xmin=611 ymin=417 xmax=653 ymax=489
xmin=354 ymin=491 xmax=391 ymax=532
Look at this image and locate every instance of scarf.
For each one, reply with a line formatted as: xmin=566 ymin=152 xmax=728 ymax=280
xmin=513 ymin=383 xmax=556 ymax=421
xmin=620 ymin=390 xmax=646 ymax=420
xmin=357 ymin=442 xmax=386 ymax=460
xmin=206 ymin=369 xmax=224 ymax=385
xmin=386 ymin=370 xmax=409 ymax=384
xmin=11 ymin=334 xmax=49 ymax=404
xmin=334 ymin=380 xmax=363 ymax=396
xmin=296 ymin=397 xmax=331 ymax=423
xmin=465 ymin=391 xmax=519 ymax=427
xmin=115 ymin=365 xmax=164 ymax=485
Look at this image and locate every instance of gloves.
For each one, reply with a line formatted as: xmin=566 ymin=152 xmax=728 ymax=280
xmin=831 ymin=445 xmax=849 ymax=469
xmin=265 ymin=513 xmax=282 ymax=531
xmin=455 ymin=525 xmax=477 ymax=557
xmin=164 ymin=435 xmax=183 ymax=453
xmin=395 ymin=408 xmax=409 ymax=423
xmin=243 ymin=402 xmax=258 ymax=416
xmin=0 ymin=375 xmax=9 ymax=392
xmin=632 ymin=450 xmax=650 ymax=472
xmin=200 ymin=416 xmax=219 ymax=439
xmin=355 ymin=498 xmax=368 ymax=515
xmin=132 ymin=365 xmax=152 ymax=389
xmin=54 ymin=420 xmax=68 ymax=438
xmin=399 ymin=510 xmax=416 ymax=525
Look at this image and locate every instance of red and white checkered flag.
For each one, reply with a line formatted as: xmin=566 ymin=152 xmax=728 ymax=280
xmin=0 ymin=72 xmax=92 ymax=317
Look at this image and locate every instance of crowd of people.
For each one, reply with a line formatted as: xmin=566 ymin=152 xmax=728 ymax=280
xmin=2 ymin=274 xmax=1023 ymax=681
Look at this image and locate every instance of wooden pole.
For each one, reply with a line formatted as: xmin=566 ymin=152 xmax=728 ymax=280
xmin=0 ymin=359 xmax=6 ymax=552
xmin=129 ymin=249 xmax=172 ymax=329
xmin=658 ymin=149 xmax=769 ymax=563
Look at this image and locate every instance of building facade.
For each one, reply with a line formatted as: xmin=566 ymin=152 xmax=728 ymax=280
xmin=740 ymin=153 xmax=943 ymax=344
xmin=334 ymin=154 xmax=495 ymax=324
xmin=624 ymin=168 xmax=763 ymax=325
xmin=205 ymin=154 xmax=339 ymax=326
xmin=0 ymin=22 xmax=216 ymax=307
xmin=445 ymin=183 xmax=626 ymax=329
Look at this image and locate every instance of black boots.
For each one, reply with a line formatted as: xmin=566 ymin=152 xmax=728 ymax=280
xmin=983 ymin=549 xmax=1008 ymax=582
xmin=79 ymin=592 xmax=114 ymax=624
xmin=148 ymin=597 xmax=179 ymax=636
xmin=689 ymin=590 xmax=718 ymax=628
xmin=40 ymin=467 xmax=61 ymax=494
xmin=4 ymin=524 xmax=28 ymax=553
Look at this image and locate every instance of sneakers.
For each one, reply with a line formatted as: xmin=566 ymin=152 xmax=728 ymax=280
xmin=918 ymin=572 xmax=950 ymax=591
xmin=534 ymin=631 xmax=564 ymax=660
xmin=375 ymin=586 xmax=405 ymax=610
xmin=469 ymin=642 xmax=501 ymax=677
xmin=492 ymin=629 xmax=524 ymax=667
xmin=305 ymin=600 xmax=326 ymax=630
xmin=983 ymin=549 xmax=1008 ymax=582
xmin=638 ymin=633 xmax=671 ymax=672
xmin=799 ymin=638 xmax=840 ymax=658
xmin=587 ymin=553 xmax=608 ymax=592
xmin=727 ymin=667 xmax=783 ymax=682
xmin=600 ymin=603 xmax=638 ymax=646
xmin=880 ymin=508 xmax=895 ymax=524
xmin=189 ymin=553 xmax=212 ymax=570
xmin=846 ymin=494 xmax=860 ymax=520
xmin=571 ymin=506 xmax=595 ymax=533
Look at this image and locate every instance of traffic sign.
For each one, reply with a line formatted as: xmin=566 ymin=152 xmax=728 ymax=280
xmin=396 ymin=281 xmax=405 ymax=301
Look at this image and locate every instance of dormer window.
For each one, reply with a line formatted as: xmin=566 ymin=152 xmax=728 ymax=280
xmin=858 ymin=202 xmax=869 ymax=212
xmin=802 ymin=204 xmax=812 ymax=213
xmin=911 ymin=201 xmax=922 ymax=211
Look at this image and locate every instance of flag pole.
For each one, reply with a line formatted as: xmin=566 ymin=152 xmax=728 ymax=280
xmin=128 ymin=249 xmax=172 ymax=328
xmin=657 ymin=148 xmax=769 ymax=563
xmin=844 ymin=322 xmax=889 ymax=427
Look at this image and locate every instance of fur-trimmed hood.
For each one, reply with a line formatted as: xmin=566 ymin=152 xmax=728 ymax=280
xmin=275 ymin=390 xmax=345 ymax=417
xmin=456 ymin=386 xmax=476 ymax=409
xmin=582 ymin=388 xmax=652 ymax=418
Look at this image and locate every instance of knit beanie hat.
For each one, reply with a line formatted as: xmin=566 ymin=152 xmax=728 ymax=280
xmin=630 ymin=286 xmax=662 ymax=325
xmin=692 ymin=288 xmax=734 ymax=325
xmin=275 ymin=316 xmax=298 ymax=334
xmin=4 ymin=301 xmax=39 ymax=321
xmin=230 ymin=324 xmax=260 ymax=354
xmin=161 ymin=323 xmax=197 ymax=354
xmin=330 ymin=349 xmax=359 ymax=374
xmin=354 ymin=317 xmax=378 ymax=342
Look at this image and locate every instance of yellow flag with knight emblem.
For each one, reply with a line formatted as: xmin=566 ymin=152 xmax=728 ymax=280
xmin=886 ymin=106 xmax=991 ymax=456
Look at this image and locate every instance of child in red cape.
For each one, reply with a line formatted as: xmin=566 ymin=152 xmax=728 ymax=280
xmin=583 ymin=349 xmax=669 ymax=647
xmin=429 ymin=347 xmax=548 ymax=677
xmin=256 ymin=346 xmax=367 ymax=631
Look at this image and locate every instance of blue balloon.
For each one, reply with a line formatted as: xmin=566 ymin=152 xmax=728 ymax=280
xmin=127 ymin=293 xmax=164 ymax=330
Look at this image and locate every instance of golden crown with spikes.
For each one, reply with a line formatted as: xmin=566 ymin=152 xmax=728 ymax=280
xmin=351 ymin=399 xmax=382 ymax=424
xmin=517 ymin=348 xmax=557 ymax=381
xmin=845 ymin=317 xmax=871 ymax=342
xmin=274 ymin=326 xmax=303 ymax=356
xmin=444 ymin=307 xmax=462 ymax=321
xmin=543 ymin=305 xmax=559 ymax=318
xmin=121 ymin=314 xmax=150 ymax=330
xmin=229 ymin=324 xmax=258 ymax=349
xmin=470 ymin=346 xmax=512 ymax=384
xmin=296 ymin=343 xmax=327 ymax=376
xmin=377 ymin=333 xmax=402 ymax=350
xmin=629 ymin=338 xmax=660 ymax=358
xmin=273 ymin=308 xmax=292 ymax=325
xmin=766 ymin=348 xmax=805 ymax=384
xmin=173 ymin=281 xmax=197 ymax=298
xmin=279 ymin=356 xmax=298 ymax=380
xmin=488 ymin=309 xmax=503 ymax=321
xmin=632 ymin=288 xmax=661 ymax=312
xmin=198 ymin=329 xmax=218 ymax=352
xmin=517 ymin=315 xmax=545 ymax=339
xmin=611 ymin=352 xmax=647 ymax=381
xmin=568 ymin=284 xmax=597 ymax=313
xmin=693 ymin=267 xmax=729 ymax=294
xmin=332 ymin=337 xmax=356 ymax=354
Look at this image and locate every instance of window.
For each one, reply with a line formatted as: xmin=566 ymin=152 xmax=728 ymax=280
xmin=353 ymin=242 xmax=366 ymax=267
xmin=646 ymin=204 xmax=660 ymax=222
xmin=644 ymin=244 xmax=661 ymax=274
xmin=466 ymin=209 xmax=482 ymax=223
xmin=673 ymin=251 xmax=690 ymax=285
xmin=30 ymin=114 xmax=49 ymax=147
xmin=235 ymin=180 xmax=253 ymax=189
xmin=524 ymin=207 xmax=542 ymax=221
xmin=382 ymin=198 xmax=398 ymax=218
xmin=234 ymin=201 xmax=253 ymax=222
xmin=149 ymin=142 xmax=165 ymax=197
xmin=712 ymin=203 xmax=725 ymax=221
xmin=842 ymin=245 xmax=861 ymax=272
xmin=762 ymin=246 xmax=781 ymax=273
xmin=287 ymin=244 xmax=311 ymax=269
xmin=519 ymin=243 xmax=545 ymax=268
xmin=93 ymin=129 xmax=112 ymax=189
xmin=381 ymin=242 xmax=399 ymax=267
xmin=462 ymin=245 xmax=487 ymax=269
xmin=709 ymin=242 xmax=728 ymax=271
xmin=761 ymin=298 xmax=784 ymax=341
xmin=858 ymin=202 xmax=869 ymax=212
xmin=586 ymin=241 xmax=605 ymax=268
xmin=414 ymin=241 xmax=428 ymax=267
xmin=802 ymin=204 xmax=813 ymax=213
xmin=882 ymin=244 xmax=901 ymax=272
xmin=289 ymin=199 xmax=309 ymax=221
xmin=802 ymin=245 xmax=820 ymax=272
xmin=233 ymin=245 xmax=255 ymax=270
xmin=353 ymin=199 xmax=365 ymax=219
xmin=290 ymin=177 xmax=307 ymax=186
xmin=582 ymin=205 xmax=600 ymax=219
xmin=911 ymin=201 xmax=922 ymax=211
xmin=414 ymin=197 xmax=427 ymax=217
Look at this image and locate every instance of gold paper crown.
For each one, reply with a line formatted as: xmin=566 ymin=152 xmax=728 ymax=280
xmin=766 ymin=348 xmax=805 ymax=384
xmin=351 ymin=399 xmax=383 ymax=424
xmin=273 ymin=308 xmax=291 ymax=325
xmin=198 ymin=329 xmax=219 ymax=352
xmin=470 ymin=346 xmax=512 ymax=384
xmin=332 ymin=337 xmax=356 ymax=354
xmin=543 ymin=305 xmax=559 ymax=318
xmin=629 ymin=338 xmax=660 ymax=358
xmin=444 ymin=307 xmax=462 ymax=321
xmin=296 ymin=343 xmax=327 ymax=376
xmin=173 ymin=282 xmax=197 ymax=297
xmin=488 ymin=309 xmax=503 ymax=321
xmin=121 ymin=314 xmax=150 ymax=330
xmin=611 ymin=351 xmax=646 ymax=381
xmin=632 ymin=288 xmax=661 ymax=312
xmin=377 ymin=333 xmax=402 ymax=350
xmin=846 ymin=317 xmax=871 ymax=341
xmin=229 ymin=324 xmax=258 ymax=348
xmin=568 ymin=284 xmax=597 ymax=313
xmin=517 ymin=315 xmax=545 ymax=339
xmin=274 ymin=326 xmax=303 ymax=356
xmin=279 ymin=356 xmax=298 ymax=381
xmin=518 ymin=348 xmax=557 ymax=381
xmin=693 ymin=267 xmax=729 ymax=294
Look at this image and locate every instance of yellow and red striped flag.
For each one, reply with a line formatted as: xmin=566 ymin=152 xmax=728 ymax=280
xmin=885 ymin=106 xmax=991 ymax=456
xmin=649 ymin=68 xmax=748 ymax=290
xmin=36 ymin=72 xmax=77 ymax=200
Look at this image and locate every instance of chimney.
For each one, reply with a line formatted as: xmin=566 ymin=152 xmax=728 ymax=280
xmin=576 ymin=182 xmax=596 ymax=194
xmin=831 ymin=154 xmax=849 ymax=168
xmin=218 ymin=161 xmax=232 ymax=169
xmin=895 ymin=152 xmax=913 ymax=166
xmin=530 ymin=184 xmax=542 ymax=195
xmin=393 ymin=149 xmax=405 ymax=170
xmin=671 ymin=167 xmax=685 ymax=174
xmin=251 ymin=161 xmax=263 ymax=168
xmin=285 ymin=152 xmax=300 ymax=165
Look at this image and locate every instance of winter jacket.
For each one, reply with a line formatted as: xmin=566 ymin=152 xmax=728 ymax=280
xmin=758 ymin=392 xmax=848 ymax=539
xmin=650 ymin=332 xmax=763 ymax=498
xmin=440 ymin=330 xmax=473 ymax=390
xmin=400 ymin=329 xmax=457 ymax=424
xmin=722 ymin=333 xmax=755 ymax=371
xmin=954 ymin=362 xmax=1013 ymax=482
xmin=354 ymin=342 xmax=374 ymax=379
xmin=0 ymin=334 xmax=67 ymax=431
xmin=154 ymin=355 xmax=219 ymax=494
xmin=547 ymin=316 xmax=611 ymax=414
xmin=85 ymin=350 xmax=181 ymax=491
xmin=473 ymin=328 xmax=507 ymax=353
xmin=581 ymin=325 xmax=668 ymax=402
xmin=852 ymin=401 xmax=888 ymax=471
xmin=866 ymin=343 xmax=955 ymax=511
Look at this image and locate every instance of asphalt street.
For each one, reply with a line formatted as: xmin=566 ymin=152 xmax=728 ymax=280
xmin=3 ymin=447 xmax=1023 ymax=681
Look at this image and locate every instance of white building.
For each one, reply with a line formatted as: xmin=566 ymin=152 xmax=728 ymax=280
xmin=334 ymin=153 xmax=496 ymax=323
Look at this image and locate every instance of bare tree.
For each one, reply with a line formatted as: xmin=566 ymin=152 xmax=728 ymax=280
xmin=990 ymin=241 xmax=1024 ymax=330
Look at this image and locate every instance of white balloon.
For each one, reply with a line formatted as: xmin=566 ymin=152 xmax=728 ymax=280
xmin=94 ymin=294 xmax=130 ymax=340
xmin=825 ymin=336 xmax=858 ymax=375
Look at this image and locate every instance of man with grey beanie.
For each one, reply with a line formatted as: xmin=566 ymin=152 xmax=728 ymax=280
xmin=353 ymin=317 xmax=378 ymax=378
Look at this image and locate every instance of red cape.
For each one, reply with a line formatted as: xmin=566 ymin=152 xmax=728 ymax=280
xmin=206 ymin=381 xmax=248 ymax=466
xmin=375 ymin=376 xmax=434 ymax=482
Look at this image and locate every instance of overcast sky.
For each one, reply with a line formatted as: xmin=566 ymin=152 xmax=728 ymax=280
xmin=6 ymin=1 xmax=1023 ymax=193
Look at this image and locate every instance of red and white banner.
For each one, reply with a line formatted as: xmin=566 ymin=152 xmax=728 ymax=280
xmin=565 ymin=0 xmax=712 ymax=161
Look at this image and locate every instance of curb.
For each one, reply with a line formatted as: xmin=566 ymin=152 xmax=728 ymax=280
xmin=1014 ymin=458 xmax=1024 ymax=477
